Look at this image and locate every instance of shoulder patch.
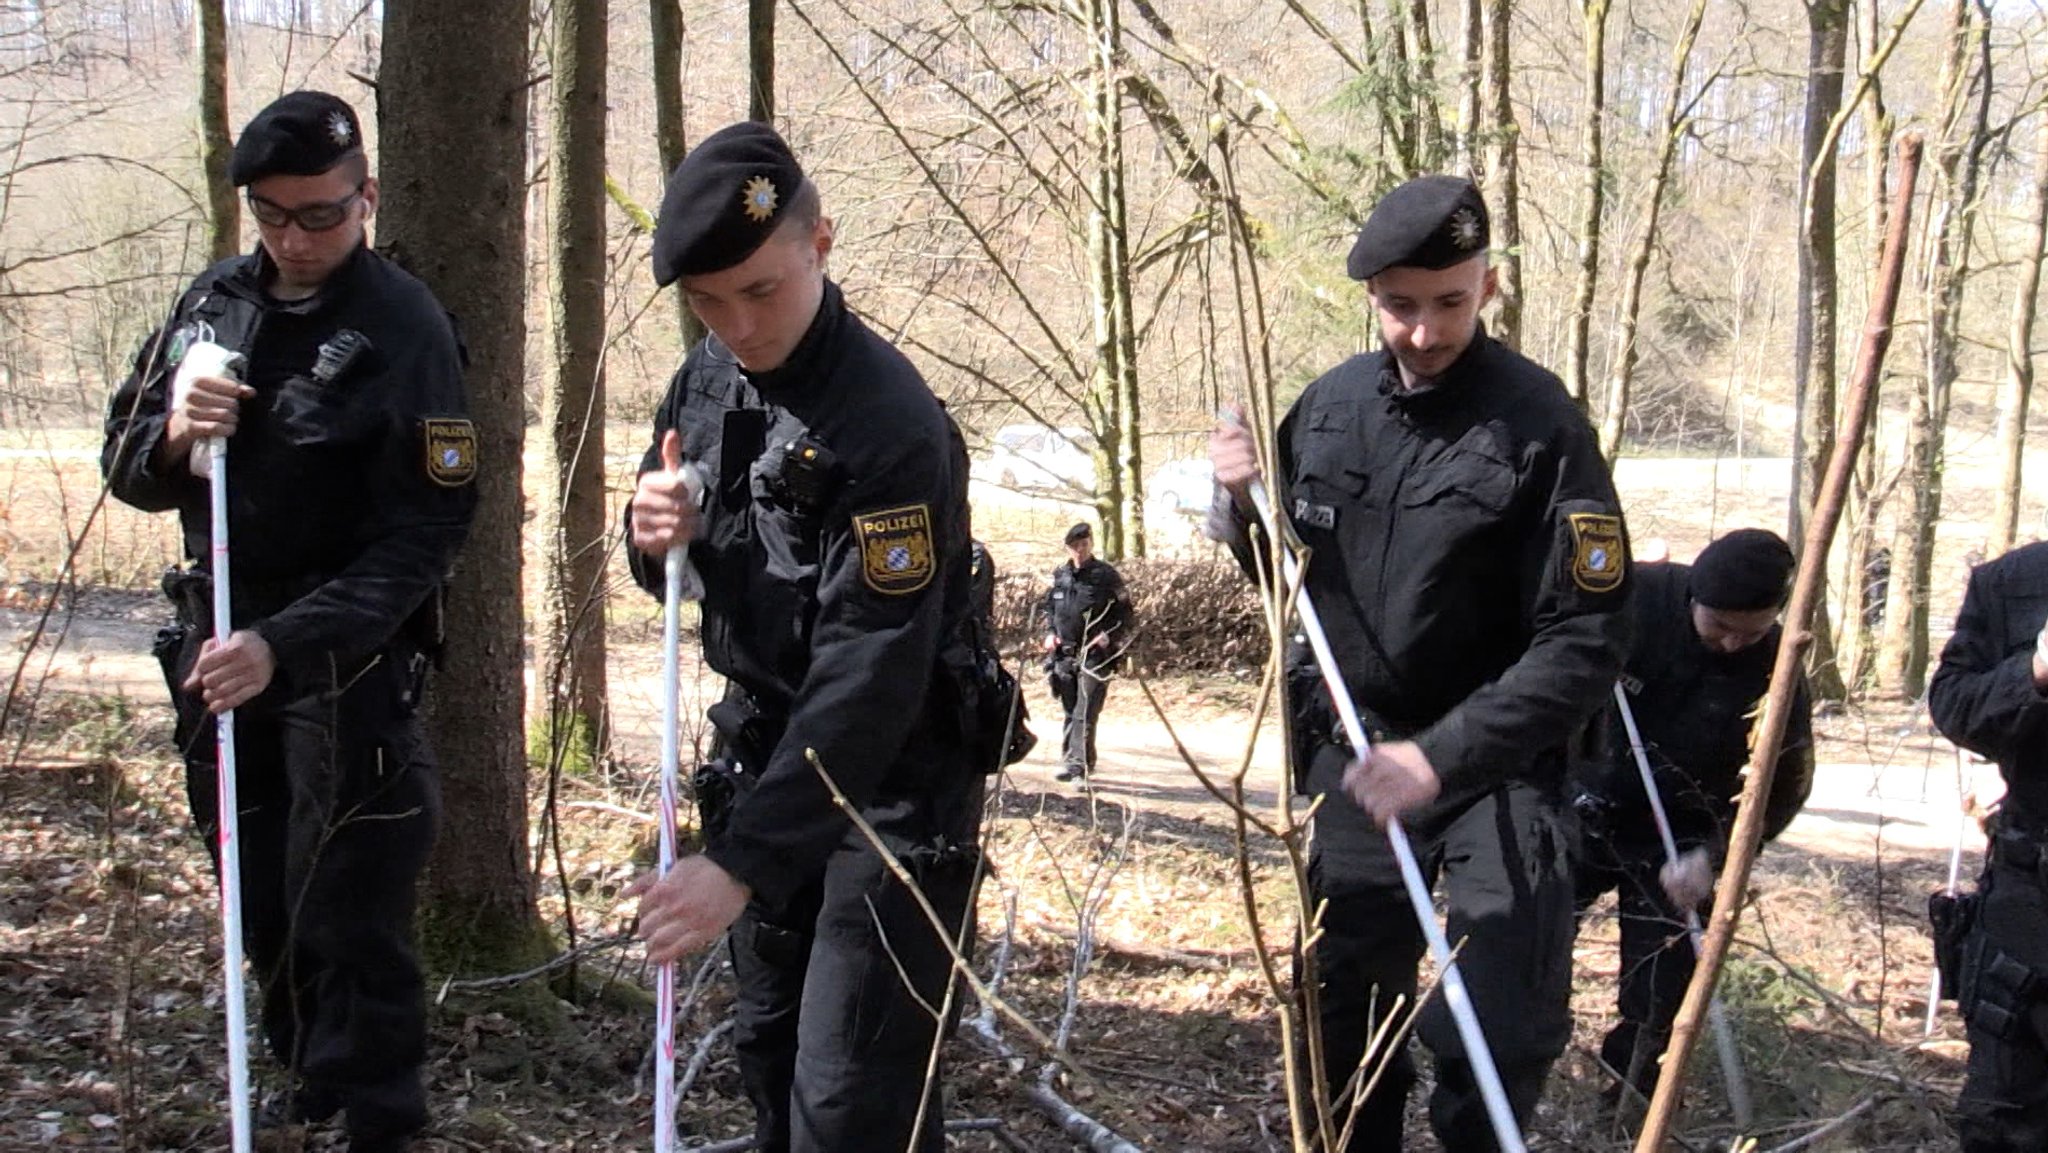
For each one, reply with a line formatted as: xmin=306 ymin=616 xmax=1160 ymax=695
xmin=1568 ymin=512 xmax=1625 ymax=593
xmin=423 ymin=417 xmax=478 ymax=487
xmin=852 ymin=503 xmax=935 ymax=595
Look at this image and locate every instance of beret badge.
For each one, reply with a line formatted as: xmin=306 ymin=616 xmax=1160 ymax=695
xmin=1449 ymin=207 xmax=1483 ymax=251
xmin=742 ymin=175 xmax=779 ymax=223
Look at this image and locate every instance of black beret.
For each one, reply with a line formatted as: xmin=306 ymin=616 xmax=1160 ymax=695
xmin=229 ymin=91 xmax=363 ymax=186
xmin=1064 ymin=522 xmax=1093 ymax=545
xmin=1347 ymin=175 xmax=1491 ymax=281
xmin=652 ymin=122 xmax=807 ymax=286
xmin=1690 ymin=528 xmax=1796 ymax=611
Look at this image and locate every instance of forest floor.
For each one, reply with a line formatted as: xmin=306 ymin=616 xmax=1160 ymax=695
xmin=0 ymin=430 xmax=2019 ymax=1150
xmin=0 ymin=586 xmax=1987 ymax=1153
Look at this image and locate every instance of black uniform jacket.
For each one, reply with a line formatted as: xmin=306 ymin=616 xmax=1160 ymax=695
xmin=1042 ymin=558 xmax=1132 ymax=654
xmin=1577 ymin=561 xmax=1814 ymax=854
xmin=1228 ymin=330 xmax=1633 ymax=809
xmin=1931 ymin=541 xmax=2048 ymax=830
xmin=101 ymin=244 xmax=476 ymax=683
xmin=629 ymin=281 xmax=973 ymax=909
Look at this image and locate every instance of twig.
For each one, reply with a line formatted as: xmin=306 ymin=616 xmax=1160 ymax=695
xmin=434 ymin=931 xmax=634 ymax=995
xmin=564 ymin=798 xmax=657 ymax=824
xmin=804 ymin=748 xmax=1090 ymax=1081
xmin=1759 ymin=1093 xmax=1882 ymax=1153
xmin=676 ymin=1017 xmax=733 ymax=1101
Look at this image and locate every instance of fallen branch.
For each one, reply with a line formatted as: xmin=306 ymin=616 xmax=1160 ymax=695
xmin=676 ymin=1017 xmax=733 ymax=1101
xmin=433 ymin=931 xmax=635 ymax=996
xmin=1760 ymin=1093 xmax=1882 ymax=1153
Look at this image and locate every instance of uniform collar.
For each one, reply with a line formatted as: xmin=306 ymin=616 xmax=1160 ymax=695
xmin=740 ymin=278 xmax=847 ymax=402
xmin=1377 ymin=322 xmax=1494 ymax=410
xmin=244 ymin=241 xmax=372 ymax=315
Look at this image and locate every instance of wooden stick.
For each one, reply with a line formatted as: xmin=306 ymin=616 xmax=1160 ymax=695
xmin=1633 ymin=131 xmax=1924 ymax=1151
xmin=1630 ymin=133 xmax=1916 ymax=1146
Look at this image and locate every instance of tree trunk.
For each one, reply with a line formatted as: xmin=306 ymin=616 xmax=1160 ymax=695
xmin=1598 ymin=0 xmax=1707 ymax=461
xmin=1792 ymin=0 xmax=1849 ymax=701
xmin=650 ymin=0 xmax=705 ymax=345
xmin=539 ymin=0 xmax=610 ymax=770
xmin=1402 ymin=0 xmax=1443 ymax=170
xmin=197 ymin=0 xmax=237 ymax=263
xmin=1454 ymin=0 xmax=1483 ymax=174
xmin=378 ymin=0 xmax=542 ymax=968
xmin=1838 ymin=0 xmax=1894 ymax=693
xmin=1991 ymin=109 xmax=2048 ymax=557
xmin=1562 ymin=0 xmax=1612 ymax=407
xmin=1103 ymin=2 xmax=1143 ymax=559
xmin=1876 ymin=0 xmax=1990 ymax=699
xmin=1083 ymin=0 xmax=1129 ymax=559
xmin=748 ymin=0 xmax=775 ymax=122
xmin=1481 ymin=0 xmax=1523 ymax=348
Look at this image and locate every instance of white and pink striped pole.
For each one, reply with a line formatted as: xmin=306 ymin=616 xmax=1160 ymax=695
xmin=653 ymin=462 xmax=704 ymax=1152
xmin=205 ymin=389 xmax=254 ymax=1153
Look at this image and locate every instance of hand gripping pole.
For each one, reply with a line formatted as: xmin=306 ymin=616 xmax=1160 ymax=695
xmin=1611 ymin=684 xmax=1753 ymax=1125
xmin=1243 ymin=476 xmax=1526 ymax=1153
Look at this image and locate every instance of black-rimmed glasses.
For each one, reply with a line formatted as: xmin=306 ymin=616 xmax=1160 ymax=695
xmin=246 ymin=182 xmax=365 ymax=232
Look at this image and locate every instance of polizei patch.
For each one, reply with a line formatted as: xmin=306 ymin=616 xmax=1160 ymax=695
xmin=1568 ymin=512 xmax=1625 ymax=593
xmin=853 ymin=503 xmax=935 ymax=595
xmin=422 ymin=418 xmax=478 ymax=487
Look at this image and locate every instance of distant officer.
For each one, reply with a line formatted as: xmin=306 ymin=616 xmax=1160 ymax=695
xmin=622 ymin=122 xmax=982 ymax=1153
xmin=101 ymin=91 xmax=476 ymax=1152
xmin=1928 ymin=540 xmax=2048 ymax=1152
xmin=1209 ymin=175 xmax=1632 ymax=1150
xmin=1570 ymin=528 xmax=1813 ymax=1106
xmin=1039 ymin=521 xmax=1132 ymax=783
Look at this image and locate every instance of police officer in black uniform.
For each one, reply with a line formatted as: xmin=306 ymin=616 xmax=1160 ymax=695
xmin=1039 ymin=521 xmax=1132 ymax=782
xmin=1209 ymin=175 xmax=1632 ymax=1151
xmin=1929 ymin=539 xmax=2048 ymax=1151
xmin=1570 ymin=528 xmax=1813 ymax=1106
xmin=101 ymin=91 xmax=476 ymax=1153
xmin=623 ymin=122 xmax=981 ymax=1153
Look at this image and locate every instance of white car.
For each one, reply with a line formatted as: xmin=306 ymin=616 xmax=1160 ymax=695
xmin=974 ymin=424 xmax=1097 ymax=495
xmin=1146 ymin=457 xmax=1215 ymax=516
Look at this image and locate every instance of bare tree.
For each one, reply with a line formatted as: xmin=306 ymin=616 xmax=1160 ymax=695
xmin=1561 ymin=0 xmax=1611 ymax=407
xmin=378 ymin=0 xmax=543 ymax=966
xmin=1480 ymin=0 xmax=1523 ymax=348
xmin=1792 ymin=0 xmax=1851 ymax=700
xmin=1990 ymin=107 xmax=2048 ymax=557
xmin=197 ymin=0 xmax=236 ymax=262
xmin=1876 ymin=0 xmax=1991 ymax=697
xmin=649 ymin=0 xmax=704 ymax=346
xmin=1597 ymin=0 xmax=1715 ymax=460
xmin=749 ymin=0 xmax=774 ymax=121
xmin=1454 ymin=0 xmax=1482 ymax=173
xmin=539 ymin=0 xmax=610 ymax=766
xmin=1083 ymin=0 xmax=1142 ymax=558
xmin=1837 ymin=0 xmax=1898 ymax=693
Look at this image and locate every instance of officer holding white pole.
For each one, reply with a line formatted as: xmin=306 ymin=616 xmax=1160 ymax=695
xmin=1209 ymin=175 xmax=1633 ymax=1151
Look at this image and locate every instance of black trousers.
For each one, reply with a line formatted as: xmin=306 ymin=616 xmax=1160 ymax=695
xmin=1571 ymin=829 xmax=1703 ymax=1100
xmin=726 ymin=826 xmax=981 ymax=1153
xmin=1956 ymin=850 xmax=2048 ymax=1152
xmin=170 ymin=643 xmax=438 ymax=1138
xmin=1300 ymin=743 xmax=1575 ymax=1153
xmin=1052 ymin=657 xmax=1109 ymax=774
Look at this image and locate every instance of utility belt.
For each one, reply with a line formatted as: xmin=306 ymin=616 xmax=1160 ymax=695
xmin=161 ymin=565 xmax=325 ymax=633
xmin=1992 ymin=817 xmax=2048 ymax=887
xmin=154 ymin=565 xmax=441 ymax=713
xmin=1928 ymin=812 xmax=2048 ymax=1033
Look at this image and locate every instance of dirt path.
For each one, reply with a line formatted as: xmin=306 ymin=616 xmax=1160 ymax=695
xmin=5 ymin=593 xmax=1998 ymax=877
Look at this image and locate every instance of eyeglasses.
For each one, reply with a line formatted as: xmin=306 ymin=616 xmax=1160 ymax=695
xmin=246 ymin=183 xmax=364 ymax=232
